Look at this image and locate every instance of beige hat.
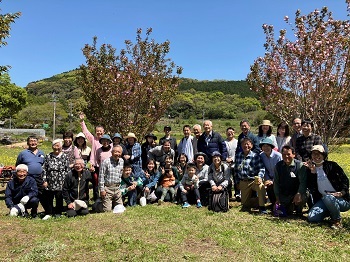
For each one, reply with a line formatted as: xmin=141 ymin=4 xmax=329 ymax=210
xmin=125 ymin=132 xmax=137 ymax=141
xmin=260 ymin=120 xmax=273 ymax=127
xmin=311 ymin=145 xmax=325 ymax=153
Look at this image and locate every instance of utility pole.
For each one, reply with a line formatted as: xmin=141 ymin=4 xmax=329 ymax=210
xmin=52 ymin=92 xmax=58 ymax=140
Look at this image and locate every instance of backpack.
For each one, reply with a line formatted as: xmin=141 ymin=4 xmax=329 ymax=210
xmin=208 ymin=188 xmax=229 ymax=212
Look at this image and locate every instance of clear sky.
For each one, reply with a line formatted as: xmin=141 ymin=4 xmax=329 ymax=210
xmin=1 ymin=0 xmax=348 ymax=87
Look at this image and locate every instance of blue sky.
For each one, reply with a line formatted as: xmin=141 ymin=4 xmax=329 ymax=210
xmin=1 ymin=0 xmax=348 ymax=87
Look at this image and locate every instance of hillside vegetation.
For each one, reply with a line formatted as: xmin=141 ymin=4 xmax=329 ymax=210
xmin=13 ymin=70 xmax=265 ymax=135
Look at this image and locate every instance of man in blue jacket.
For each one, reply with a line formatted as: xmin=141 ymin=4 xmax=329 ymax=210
xmin=197 ymin=120 xmax=227 ymax=165
xmin=5 ymin=164 xmax=39 ymax=218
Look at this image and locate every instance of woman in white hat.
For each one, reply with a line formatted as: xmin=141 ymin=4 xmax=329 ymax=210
xmin=307 ymin=145 xmax=350 ymax=229
xmin=73 ymin=132 xmax=91 ymax=166
xmin=257 ymin=120 xmax=278 ymax=150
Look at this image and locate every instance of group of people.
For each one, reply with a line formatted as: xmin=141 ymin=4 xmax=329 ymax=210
xmin=4 ymin=116 xmax=349 ymax=229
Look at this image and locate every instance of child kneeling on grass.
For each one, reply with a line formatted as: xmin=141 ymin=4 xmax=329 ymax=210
xmin=120 ymin=162 xmax=143 ymax=207
xmin=158 ymin=168 xmax=177 ymax=205
xmin=180 ymin=163 xmax=202 ymax=208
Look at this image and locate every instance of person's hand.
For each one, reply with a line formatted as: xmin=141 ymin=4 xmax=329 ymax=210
xmin=144 ymin=171 xmax=150 ymax=179
xmin=68 ymin=203 xmax=75 ymax=210
xmin=329 ymin=192 xmax=343 ymax=198
xmin=264 ymin=180 xmax=273 ymax=186
xmin=100 ymin=191 xmax=106 ymax=199
xmin=212 ymin=185 xmax=218 ymax=192
xmin=292 ymin=193 xmax=302 ymax=204
xmin=20 ymin=195 xmax=30 ymax=205
xmin=182 ymin=189 xmax=187 ymax=194
xmin=124 ymin=155 xmax=131 ymax=160
xmin=161 ymin=167 xmax=165 ymax=175
xmin=79 ymin=112 xmax=85 ymax=120
xmin=43 ymin=181 xmax=48 ymax=188
xmin=144 ymin=187 xmax=150 ymax=193
xmin=89 ymin=165 xmax=95 ymax=172
xmin=217 ymin=185 xmax=223 ymax=191
xmin=226 ymin=157 xmax=233 ymax=163
xmin=306 ymin=160 xmax=316 ymax=173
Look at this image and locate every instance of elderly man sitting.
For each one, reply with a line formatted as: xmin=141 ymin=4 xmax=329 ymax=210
xmin=5 ymin=164 xmax=39 ymax=218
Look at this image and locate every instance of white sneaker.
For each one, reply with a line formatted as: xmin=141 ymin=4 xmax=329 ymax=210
xmin=42 ymin=215 xmax=52 ymax=220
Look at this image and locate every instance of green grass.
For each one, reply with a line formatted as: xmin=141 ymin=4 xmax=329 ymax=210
xmin=0 ymin=144 xmax=350 ymax=261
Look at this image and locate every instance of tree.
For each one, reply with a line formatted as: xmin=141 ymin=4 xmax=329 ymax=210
xmin=0 ymin=0 xmax=21 ymax=74
xmin=78 ymin=28 xmax=182 ymax=140
xmin=247 ymin=6 xmax=350 ymax=146
xmin=0 ymin=73 xmax=27 ymax=119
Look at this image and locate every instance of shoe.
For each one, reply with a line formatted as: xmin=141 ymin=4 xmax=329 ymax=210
xmin=158 ymin=199 xmax=163 ymax=205
xmin=182 ymin=202 xmax=190 ymax=208
xmin=331 ymin=220 xmax=343 ymax=230
xmin=235 ymin=195 xmax=241 ymax=202
xmin=42 ymin=215 xmax=52 ymax=220
xmin=240 ymin=206 xmax=250 ymax=212
xmin=196 ymin=202 xmax=202 ymax=208
xmin=259 ymin=207 xmax=268 ymax=215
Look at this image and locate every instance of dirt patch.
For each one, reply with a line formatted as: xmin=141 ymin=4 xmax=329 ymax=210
xmin=3 ymin=142 xmax=28 ymax=149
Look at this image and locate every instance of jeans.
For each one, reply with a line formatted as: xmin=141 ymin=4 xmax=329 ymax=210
xmin=308 ymin=194 xmax=350 ymax=222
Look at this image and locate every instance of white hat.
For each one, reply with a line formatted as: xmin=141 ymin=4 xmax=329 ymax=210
xmin=75 ymin=132 xmax=86 ymax=139
xmin=52 ymin=139 xmax=63 ymax=146
xmin=74 ymin=200 xmax=87 ymax=210
xmin=113 ymin=204 xmax=126 ymax=214
xmin=16 ymin=164 xmax=28 ymax=172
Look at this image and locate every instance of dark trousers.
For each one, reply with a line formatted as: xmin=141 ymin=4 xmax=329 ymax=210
xmin=266 ymin=184 xmax=276 ymax=206
xmin=181 ymin=187 xmax=200 ymax=203
xmin=44 ymin=190 xmax=63 ymax=215
xmin=30 ymin=174 xmax=46 ymax=210
xmin=92 ymin=167 xmax=100 ymax=201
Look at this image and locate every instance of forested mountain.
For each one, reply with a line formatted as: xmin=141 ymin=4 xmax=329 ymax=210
xmin=15 ymin=69 xmax=264 ymax=133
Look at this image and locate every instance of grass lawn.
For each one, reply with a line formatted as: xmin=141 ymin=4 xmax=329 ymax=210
xmin=0 ymin=144 xmax=349 ymax=261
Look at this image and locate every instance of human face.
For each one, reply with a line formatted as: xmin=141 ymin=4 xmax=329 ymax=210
xmin=27 ymin=138 xmax=38 ymax=150
xmin=292 ymin=118 xmax=301 ymax=132
xmin=101 ymin=139 xmax=110 ymax=147
xmin=76 ymin=137 xmax=85 ymax=146
xmin=278 ymin=127 xmax=285 ymax=137
xmin=147 ymin=161 xmax=155 ymax=171
xmin=187 ymin=167 xmax=196 ymax=177
xmin=241 ymin=140 xmax=252 ymax=155
xmin=282 ymin=148 xmax=295 ymax=166
xmin=16 ymin=169 xmax=28 ymax=182
xmin=226 ymin=129 xmax=235 ymax=139
xmin=127 ymin=137 xmax=135 ymax=145
xmin=195 ymin=155 xmax=205 ymax=166
xmin=73 ymin=160 xmax=85 ymax=172
xmin=261 ymin=144 xmax=272 ymax=155
xmin=63 ymin=137 xmax=72 ymax=147
xmin=113 ymin=138 xmax=121 ymax=145
xmin=122 ymin=167 xmax=132 ymax=178
xmin=52 ymin=143 xmax=62 ymax=155
xmin=193 ymin=126 xmax=201 ymax=137
xmin=212 ymin=155 xmax=221 ymax=167
xmin=165 ymin=157 xmax=173 ymax=166
xmin=261 ymin=125 xmax=270 ymax=134
xmin=179 ymin=155 xmax=187 ymax=164
xmin=95 ymin=127 xmax=104 ymax=139
xmin=147 ymin=137 xmax=154 ymax=144
xmin=301 ymin=123 xmax=312 ymax=136
xmin=111 ymin=147 xmax=122 ymax=160
xmin=163 ymin=142 xmax=171 ymax=152
xmin=183 ymin=127 xmax=191 ymax=138
xmin=240 ymin=122 xmax=250 ymax=135
xmin=164 ymin=128 xmax=171 ymax=136
xmin=311 ymin=150 xmax=324 ymax=165
xmin=203 ymin=121 xmax=213 ymax=133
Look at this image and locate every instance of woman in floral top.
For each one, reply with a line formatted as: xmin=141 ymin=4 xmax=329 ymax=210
xmin=42 ymin=139 xmax=70 ymax=220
